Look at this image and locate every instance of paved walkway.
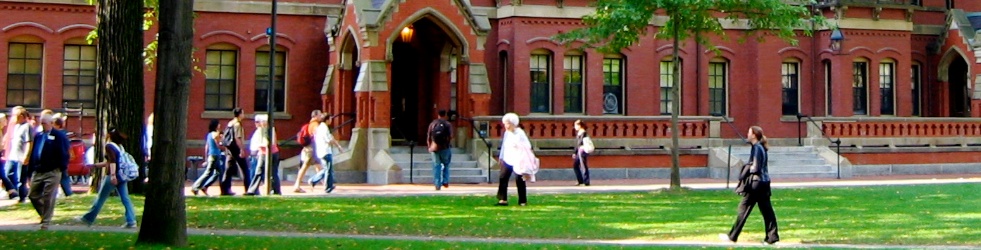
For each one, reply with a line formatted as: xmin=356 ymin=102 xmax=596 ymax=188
xmin=2 ymin=174 xmax=981 ymax=249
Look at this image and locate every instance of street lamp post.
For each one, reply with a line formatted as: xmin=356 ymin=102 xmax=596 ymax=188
xmin=266 ymin=0 xmax=278 ymax=195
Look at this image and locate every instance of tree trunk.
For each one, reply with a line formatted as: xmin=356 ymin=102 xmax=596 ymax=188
xmin=669 ymin=23 xmax=682 ymax=190
xmin=93 ymin=0 xmax=145 ymax=194
xmin=136 ymin=0 xmax=193 ymax=247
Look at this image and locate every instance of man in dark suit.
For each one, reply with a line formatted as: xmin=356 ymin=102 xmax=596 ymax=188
xmin=27 ymin=112 xmax=70 ymax=230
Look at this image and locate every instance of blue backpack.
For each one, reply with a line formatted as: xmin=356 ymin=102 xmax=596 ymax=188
xmin=108 ymin=142 xmax=140 ymax=182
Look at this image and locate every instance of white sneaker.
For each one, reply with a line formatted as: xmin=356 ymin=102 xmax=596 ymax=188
xmin=718 ymin=234 xmax=734 ymax=243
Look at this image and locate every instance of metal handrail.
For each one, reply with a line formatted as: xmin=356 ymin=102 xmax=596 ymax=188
xmin=461 ymin=117 xmax=493 ymax=184
xmin=797 ymin=113 xmax=843 ymax=179
xmin=721 ymin=116 xmax=748 ymax=189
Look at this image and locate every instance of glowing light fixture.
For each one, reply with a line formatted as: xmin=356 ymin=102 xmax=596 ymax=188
xmin=401 ymin=25 xmax=414 ymax=42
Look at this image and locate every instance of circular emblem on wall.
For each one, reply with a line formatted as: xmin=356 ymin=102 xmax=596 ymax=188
xmin=603 ymin=93 xmax=618 ymax=114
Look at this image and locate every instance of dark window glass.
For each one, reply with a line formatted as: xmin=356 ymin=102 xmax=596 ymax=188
xmin=853 ymin=62 xmax=868 ymax=115
xmin=708 ymin=62 xmax=727 ymax=116
xmin=659 ymin=60 xmax=680 ymax=115
xmin=205 ymin=50 xmax=238 ymax=111
xmin=563 ymin=55 xmax=583 ymax=113
xmin=603 ymin=57 xmax=625 ymax=115
xmin=63 ymin=45 xmax=97 ymax=109
xmin=7 ymin=43 xmax=43 ymax=108
xmin=782 ymin=62 xmax=799 ymax=116
xmin=255 ymin=51 xmax=286 ymax=112
xmin=912 ymin=64 xmax=921 ymax=116
xmin=530 ymin=54 xmax=551 ymax=113
xmin=879 ymin=62 xmax=895 ymax=115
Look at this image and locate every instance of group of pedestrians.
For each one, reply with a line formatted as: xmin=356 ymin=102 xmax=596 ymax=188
xmin=189 ymin=108 xmax=344 ymax=196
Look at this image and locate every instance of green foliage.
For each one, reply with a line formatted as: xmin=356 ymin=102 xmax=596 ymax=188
xmin=554 ymin=0 xmax=825 ymax=53
xmin=85 ymin=0 xmax=161 ymax=69
xmin=2 ymin=183 xmax=980 ymax=245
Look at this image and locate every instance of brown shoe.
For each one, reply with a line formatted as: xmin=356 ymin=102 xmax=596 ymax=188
xmin=294 ymin=188 xmax=306 ymax=193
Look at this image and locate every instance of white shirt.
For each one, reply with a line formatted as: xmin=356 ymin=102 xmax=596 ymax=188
xmin=314 ymin=122 xmax=335 ymax=158
xmin=499 ymin=128 xmax=531 ymax=167
xmin=6 ymin=123 xmax=32 ymax=163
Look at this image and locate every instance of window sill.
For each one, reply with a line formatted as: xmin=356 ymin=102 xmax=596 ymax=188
xmin=201 ymin=111 xmax=293 ymax=120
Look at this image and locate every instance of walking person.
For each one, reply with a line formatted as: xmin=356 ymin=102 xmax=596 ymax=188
xmin=292 ymin=110 xmax=322 ymax=193
xmin=26 ymin=112 xmax=70 ymax=230
xmin=572 ymin=120 xmax=592 ymax=186
xmin=309 ymin=113 xmax=344 ymax=193
xmin=246 ymin=114 xmax=281 ymax=195
xmin=721 ymin=126 xmax=779 ymax=245
xmin=191 ymin=120 xmax=225 ymax=196
xmin=427 ymin=110 xmax=453 ymax=190
xmin=52 ymin=114 xmax=73 ymax=196
xmin=2 ymin=107 xmax=32 ymax=201
xmin=495 ymin=113 xmax=538 ymax=206
xmin=220 ymin=108 xmax=251 ymax=195
xmin=79 ymin=129 xmax=138 ymax=229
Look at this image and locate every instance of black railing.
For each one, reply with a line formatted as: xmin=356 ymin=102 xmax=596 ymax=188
xmin=721 ymin=116 xmax=748 ymax=189
xmin=797 ymin=114 xmax=843 ymax=179
xmin=461 ymin=117 xmax=493 ymax=184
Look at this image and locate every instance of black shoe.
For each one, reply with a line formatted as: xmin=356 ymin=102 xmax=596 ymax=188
xmin=220 ymin=192 xmax=236 ymax=196
xmin=121 ymin=223 xmax=137 ymax=229
xmin=325 ymin=187 xmax=335 ymax=193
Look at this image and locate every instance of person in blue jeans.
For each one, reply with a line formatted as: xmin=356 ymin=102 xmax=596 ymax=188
xmin=192 ymin=120 xmax=226 ymax=196
xmin=427 ymin=110 xmax=453 ymax=190
xmin=2 ymin=107 xmax=32 ymax=201
xmin=78 ymin=129 xmax=137 ymax=228
xmin=53 ymin=114 xmax=72 ymax=196
xmin=309 ymin=113 xmax=344 ymax=193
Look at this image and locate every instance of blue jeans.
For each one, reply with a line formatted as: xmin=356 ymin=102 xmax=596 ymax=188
xmin=431 ymin=149 xmax=452 ymax=188
xmin=247 ymin=153 xmax=280 ymax=195
xmin=309 ymin=154 xmax=334 ymax=190
xmin=192 ymin=155 xmax=225 ymax=191
xmin=82 ymin=177 xmax=136 ymax=226
xmin=60 ymin=170 xmax=73 ymax=196
xmin=2 ymin=161 xmax=22 ymax=197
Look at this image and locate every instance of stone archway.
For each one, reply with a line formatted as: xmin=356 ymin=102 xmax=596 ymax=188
xmin=389 ymin=16 xmax=464 ymax=144
xmin=336 ymin=32 xmax=359 ymax=139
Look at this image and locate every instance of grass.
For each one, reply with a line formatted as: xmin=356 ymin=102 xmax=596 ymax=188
xmin=1 ymin=183 xmax=980 ymax=246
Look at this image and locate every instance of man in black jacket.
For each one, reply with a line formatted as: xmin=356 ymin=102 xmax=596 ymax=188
xmin=27 ymin=112 xmax=71 ymax=230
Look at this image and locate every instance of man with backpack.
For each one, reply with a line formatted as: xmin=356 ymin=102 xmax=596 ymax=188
xmin=291 ymin=110 xmax=321 ymax=193
xmin=427 ymin=110 xmax=453 ymax=190
xmin=220 ymin=108 xmax=251 ymax=196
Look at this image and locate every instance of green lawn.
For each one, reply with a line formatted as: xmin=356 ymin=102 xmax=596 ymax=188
xmin=2 ymin=183 xmax=979 ymax=246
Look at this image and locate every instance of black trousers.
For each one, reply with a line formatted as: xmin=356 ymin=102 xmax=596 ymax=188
xmin=496 ymin=162 xmax=526 ymax=204
xmin=572 ymin=152 xmax=590 ymax=185
xmin=220 ymin=146 xmax=251 ymax=194
xmin=727 ymin=181 xmax=779 ymax=243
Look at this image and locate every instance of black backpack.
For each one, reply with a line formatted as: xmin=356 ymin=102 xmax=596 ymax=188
xmin=221 ymin=125 xmax=236 ymax=147
xmin=430 ymin=120 xmax=451 ymax=145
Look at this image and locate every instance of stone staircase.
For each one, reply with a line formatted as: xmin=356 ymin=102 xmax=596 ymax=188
xmin=389 ymin=146 xmax=488 ymax=184
xmin=723 ymin=146 xmax=843 ymax=179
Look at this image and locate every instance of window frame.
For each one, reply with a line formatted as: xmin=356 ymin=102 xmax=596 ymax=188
xmin=6 ymin=42 xmax=44 ymax=108
xmin=563 ymin=52 xmax=584 ymax=114
xmin=708 ymin=59 xmax=728 ymax=116
xmin=879 ymin=60 xmax=896 ymax=116
xmin=255 ymin=49 xmax=287 ymax=113
xmin=659 ymin=58 xmax=681 ymax=115
xmin=62 ymin=44 xmax=97 ymax=109
xmin=529 ymin=52 xmax=552 ymax=114
xmin=204 ymin=48 xmax=239 ymax=111
xmin=781 ymin=60 xmax=800 ymax=116
xmin=602 ymin=55 xmax=625 ymax=115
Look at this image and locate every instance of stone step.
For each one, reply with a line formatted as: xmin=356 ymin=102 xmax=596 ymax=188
xmin=403 ymin=175 xmax=488 ymax=184
xmin=390 ymin=153 xmax=474 ymax=162
xmin=402 ymin=167 xmax=485 ymax=177
xmin=768 ymin=159 xmax=829 ymax=165
xmin=769 ymin=172 xmax=842 ymax=179
xmin=769 ymin=164 xmax=836 ymax=173
xmin=393 ymin=161 xmax=479 ymax=171
xmin=389 ymin=146 xmax=466 ymax=154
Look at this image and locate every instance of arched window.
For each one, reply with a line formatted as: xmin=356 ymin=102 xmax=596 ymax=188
xmin=255 ymin=45 xmax=287 ymax=112
xmin=911 ymin=61 xmax=922 ymax=116
xmin=708 ymin=58 xmax=728 ymax=116
xmin=781 ymin=59 xmax=800 ymax=116
xmin=529 ymin=49 xmax=552 ymax=113
xmin=602 ymin=54 xmax=625 ymax=115
xmin=205 ymin=43 xmax=239 ymax=111
xmin=879 ymin=58 xmax=896 ymax=115
xmin=659 ymin=57 xmax=681 ymax=115
xmin=563 ymin=51 xmax=584 ymax=113
xmin=853 ymin=58 xmax=869 ymax=115
xmin=7 ymin=36 xmax=44 ymax=108
xmin=63 ymin=37 xmax=97 ymax=109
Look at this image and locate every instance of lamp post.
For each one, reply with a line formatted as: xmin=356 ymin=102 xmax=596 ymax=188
xmin=830 ymin=28 xmax=844 ymax=53
xmin=266 ymin=0 xmax=278 ymax=195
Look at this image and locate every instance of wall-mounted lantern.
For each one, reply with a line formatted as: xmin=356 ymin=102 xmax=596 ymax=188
xmin=830 ymin=28 xmax=844 ymax=53
xmin=400 ymin=25 xmax=414 ymax=42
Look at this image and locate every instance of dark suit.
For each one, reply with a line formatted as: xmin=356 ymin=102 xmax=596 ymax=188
xmin=27 ymin=128 xmax=70 ymax=227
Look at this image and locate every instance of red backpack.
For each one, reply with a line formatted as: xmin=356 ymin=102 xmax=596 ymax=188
xmin=296 ymin=123 xmax=312 ymax=146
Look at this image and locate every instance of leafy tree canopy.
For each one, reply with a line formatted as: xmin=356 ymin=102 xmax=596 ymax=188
xmin=555 ymin=0 xmax=825 ymax=53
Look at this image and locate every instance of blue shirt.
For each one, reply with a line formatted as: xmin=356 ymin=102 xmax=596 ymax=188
xmin=205 ymin=131 xmax=222 ymax=156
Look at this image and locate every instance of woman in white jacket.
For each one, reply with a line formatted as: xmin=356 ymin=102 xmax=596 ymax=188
xmin=495 ymin=113 xmax=537 ymax=206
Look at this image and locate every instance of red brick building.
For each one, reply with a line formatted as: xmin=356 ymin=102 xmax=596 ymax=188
xmin=3 ymin=0 xmax=981 ymax=184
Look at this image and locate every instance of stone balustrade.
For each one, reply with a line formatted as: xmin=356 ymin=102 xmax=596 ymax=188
xmin=473 ymin=116 xmax=715 ymax=139
xmin=805 ymin=117 xmax=981 ymax=148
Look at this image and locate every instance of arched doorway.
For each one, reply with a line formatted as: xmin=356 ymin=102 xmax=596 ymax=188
xmin=948 ymin=56 xmax=970 ymax=117
xmin=337 ymin=33 xmax=359 ymax=140
xmin=390 ymin=17 xmax=462 ymax=143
